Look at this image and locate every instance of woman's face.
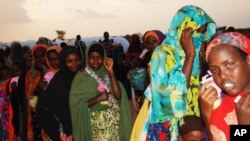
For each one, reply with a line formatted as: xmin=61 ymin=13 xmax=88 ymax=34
xmin=208 ymin=44 xmax=250 ymax=96
xmin=48 ymin=51 xmax=60 ymax=69
xmin=23 ymin=49 xmax=32 ymax=70
xmin=88 ymin=52 xmax=104 ymax=71
xmin=65 ymin=53 xmax=81 ymax=72
xmin=145 ymin=36 xmax=159 ymax=51
xmin=34 ymin=50 xmax=46 ymax=65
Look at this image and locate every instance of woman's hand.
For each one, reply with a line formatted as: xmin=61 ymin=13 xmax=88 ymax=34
xmin=199 ymin=80 xmax=219 ymax=121
xmin=98 ymin=90 xmax=109 ymax=102
xmin=180 ymin=27 xmax=196 ymax=86
xmin=104 ymin=58 xmax=114 ymax=75
xmin=180 ymin=27 xmax=196 ymax=57
xmin=236 ymin=94 xmax=250 ymax=124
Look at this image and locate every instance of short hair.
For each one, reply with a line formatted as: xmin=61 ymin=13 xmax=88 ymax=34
xmin=178 ymin=115 xmax=204 ymax=136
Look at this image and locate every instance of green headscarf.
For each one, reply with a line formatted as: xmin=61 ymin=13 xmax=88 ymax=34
xmin=69 ymin=42 xmax=132 ymax=141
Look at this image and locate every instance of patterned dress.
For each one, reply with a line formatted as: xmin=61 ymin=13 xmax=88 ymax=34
xmin=0 ymin=80 xmax=10 ymax=140
xmin=131 ymin=5 xmax=216 ymax=141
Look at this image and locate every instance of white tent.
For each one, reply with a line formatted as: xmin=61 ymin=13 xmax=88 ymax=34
xmin=80 ymin=36 xmax=129 ymax=53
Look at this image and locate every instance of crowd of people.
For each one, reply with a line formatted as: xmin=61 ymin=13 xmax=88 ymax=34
xmin=0 ymin=4 xmax=250 ymax=141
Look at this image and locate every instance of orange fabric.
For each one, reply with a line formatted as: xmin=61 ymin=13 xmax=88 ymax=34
xmin=31 ymin=44 xmax=49 ymax=64
xmin=144 ymin=31 xmax=160 ymax=43
xmin=45 ymin=46 xmax=62 ymax=73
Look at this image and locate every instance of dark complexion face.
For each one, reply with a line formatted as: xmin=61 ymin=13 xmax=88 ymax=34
xmin=23 ymin=49 xmax=32 ymax=70
xmin=65 ymin=53 xmax=81 ymax=72
xmin=145 ymin=36 xmax=159 ymax=51
xmin=178 ymin=131 xmax=203 ymax=141
xmin=208 ymin=44 xmax=250 ymax=96
xmin=88 ymin=52 xmax=104 ymax=71
xmin=47 ymin=51 xmax=60 ymax=69
xmin=34 ymin=50 xmax=46 ymax=65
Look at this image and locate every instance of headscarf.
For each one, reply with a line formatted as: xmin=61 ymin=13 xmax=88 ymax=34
xmin=45 ymin=46 xmax=62 ymax=72
xmin=36 ymin=46 xmax=80 ymax=140
xmin=31 ymin=44 xmax=48 ymax=63
xmin=206 ymin=32 xmax=250 ymax=60
xmin=59 ymin=46 xmax=79 ymax=69
xmin=70 ymin=42 xmax=132 ymax=141
xmin=143 ymin=30 xmax=165 ymax=44
xmin=87 ymin=43 xmax=105 ymax=57
xmin=144 ymin=5 xmax=216 ymax=141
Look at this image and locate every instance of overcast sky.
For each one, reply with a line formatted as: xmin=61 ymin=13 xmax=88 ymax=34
xmin=0 ymin=0 xmax=249 ymax=42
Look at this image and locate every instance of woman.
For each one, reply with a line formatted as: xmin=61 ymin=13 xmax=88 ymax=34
xmin=44 ymin=46 xmax=62 ymax=85
xmin=129 ymin=30 xmax=165 ymax=109
xmin=36 ymin=46 xmax=81 ymax=141
xmin=69 ymin=43 xmax=132 ymax=141
xmin=131 ymin=5 xmax=216 ymax=141
xmin=199 ymin=32 xmax=250 ymax=141
xmin=141 ymin=30 xmax=165 ymax=67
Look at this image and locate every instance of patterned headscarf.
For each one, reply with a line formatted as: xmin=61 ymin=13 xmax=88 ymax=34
xmin=144 ymin=5 xmax=216 ymax=141
xmin=206 ymin=32 xmax=250 ymax=61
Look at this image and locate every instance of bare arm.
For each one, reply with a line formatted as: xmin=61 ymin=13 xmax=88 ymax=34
xmin=180 ymin=28 xmax=196 ymax=87
xmin=199 ymin=81 xmax=219 ymax=141
xmin=104 ymin=58 xmax=121 ymax=99
xmin=88 ymin=91 xmax=108 ymax=107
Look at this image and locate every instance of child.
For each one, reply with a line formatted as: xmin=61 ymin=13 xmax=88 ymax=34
xmin=178 ymin=115 xmax=205 ymax=141
xmin=44 ymin=46 xmax=61 ymax=85
xmin=199 ymin=32 xmax=250 ymax=141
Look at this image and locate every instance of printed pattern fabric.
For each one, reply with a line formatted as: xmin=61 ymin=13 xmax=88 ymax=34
xmin=142 ymin=5 xmax=216 ymax=141
xmin=0 ymin=81 xmax=10 ymax=140
xmin=90 ymin=95 xmax=120 ymax=141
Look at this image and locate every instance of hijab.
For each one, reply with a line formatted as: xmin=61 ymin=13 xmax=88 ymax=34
xmin=143 ymin=30 xmax=165 ymax=44
xmin=36 ymin=46 xmax=80 ymax=140
xmin=144 ymin=5 xmax=216 ymax=140
xmin=206 ymin=32 xmax=250 ymax=60
xmin=70 ymin=42 xmax=132 ymax=141
xmin=45 ymin=46 xmax=62 ymax=72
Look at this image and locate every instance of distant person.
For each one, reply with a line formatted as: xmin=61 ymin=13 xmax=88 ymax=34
xmin=5 ymin=42 xmax=22 ymax=68
xmin=100 ymin=31 xmax=114 ymax=58
xmin=128 ymin=30 xmax=165 ymax=115
xmin=75 ymin=34 xmax=87 ymax=68
xmin=125 ymin=34 xmax=143 ymax=71
xmin=226 ymin=26 xmax=236 ymax=32
xmin=60 ymin=42 xmax=67 ymax=48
